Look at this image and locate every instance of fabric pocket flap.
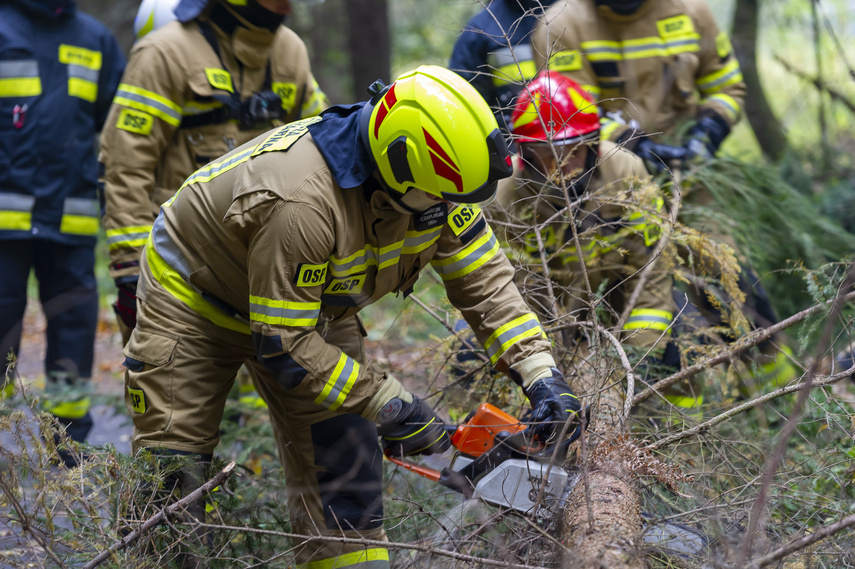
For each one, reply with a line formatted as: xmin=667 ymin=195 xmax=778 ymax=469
xmin=123 ymin=329 xmax=179 ymax=367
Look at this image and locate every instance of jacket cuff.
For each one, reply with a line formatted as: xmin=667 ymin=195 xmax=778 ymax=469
xmin=510 ymin=352 xmax=556 ymax=389
xmin=361 ymin=374 xmax=413 ymax=423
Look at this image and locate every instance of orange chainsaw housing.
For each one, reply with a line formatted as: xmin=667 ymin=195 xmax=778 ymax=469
xmin=450 ymin=403 xmax=528 ymax=457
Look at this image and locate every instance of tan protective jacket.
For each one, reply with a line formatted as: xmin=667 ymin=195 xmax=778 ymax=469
xmin=101 ymin=13 xmax=327 ymax=283
xmin=532 ymin=0 xmax=745 ymax=143
xmin=494 ymin=141 xmax=674 ymax=345
xmin=141 ymin=119 xmax=553 ymax=416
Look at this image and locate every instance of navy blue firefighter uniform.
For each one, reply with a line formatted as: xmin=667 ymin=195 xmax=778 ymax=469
xmin=0 ymin=0 xmax=125 ymax=454
xmin=449 ymin=0 xmax=556 ymax=133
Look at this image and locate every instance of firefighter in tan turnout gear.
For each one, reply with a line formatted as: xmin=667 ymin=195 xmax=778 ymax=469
xmin=100 ymin=0 xmax=328 ymax=343
xmin=124 ymin=65 xmax=582 ymax=568
xmin=495 ymin=71 xmax=700 ymax=417
xmin=532 ymin=0 xmax=745 ymax=168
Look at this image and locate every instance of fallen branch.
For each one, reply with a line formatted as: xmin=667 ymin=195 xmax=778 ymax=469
xmin=646 ymin=363 xmax=855 ymax=451
xmin=736 ymin=263 xmax=855 ymax=564
xmin=632 ymin=290 xmax=855 ymax=406
xmin=190 ymin=521 xmax=557 ymax=569
xmin=83 ymin=461 xmax=237 ymax=569
xmin=745 ymin=511 xmax=855 ymax=568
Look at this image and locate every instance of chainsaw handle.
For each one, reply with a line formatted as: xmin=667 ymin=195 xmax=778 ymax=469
xmin=383 ymin=451 xmax=441 ymax=482
xmin=383 ymin=450 xmax=473 ymax=496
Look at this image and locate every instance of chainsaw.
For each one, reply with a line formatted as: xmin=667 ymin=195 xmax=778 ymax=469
xmin=384 ymin=402 xmax=574 ymax=515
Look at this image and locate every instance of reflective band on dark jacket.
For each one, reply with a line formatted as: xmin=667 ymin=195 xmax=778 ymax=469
xmin=0 ymin=3 xmax=124 ymax=244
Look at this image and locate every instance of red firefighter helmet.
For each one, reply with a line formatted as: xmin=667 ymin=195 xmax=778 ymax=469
xmin=511 ymin=71 xmax=600 ymax=146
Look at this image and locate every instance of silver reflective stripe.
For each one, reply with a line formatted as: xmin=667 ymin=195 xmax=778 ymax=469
xmin=151 ymin=213 xmax=194 ymax=280
xmin=315 ymin=357 xmax=359 ymax=409
xmin=0 ymin=60 xmax=38 ymax=78
xmin=115 ymin=86 xmax=183 ymax=123
xmin=0 ymin=193 xmax=36 ymax=212
xmin=330 ymin=247 xmax=378 ymax=277
xmin=665 ymin=38 xmax=700 ymax=52
xmin=63 ymin=197 xmax=99 ymax=217
xmin=583 ymin=45 xmax=620 ymax=58
xmin=486 ymin=317 xmax=542 ymax=361
xmin=623 ymin=39 xmax=664 ymax=56
xmin=67 ymin=64 xmax=99 ymax=83
xmin=106 ymin=228 xmax=151 ymax=248
xmin=248 ymin=301 xmax=319 ymax=323
xmin=432 ymin=233 xmax=498 ymax=277
xmin=402 ymin=227 xmax=442 ymax=253
xmin=487 ymin=44 xmax=534 ymax=69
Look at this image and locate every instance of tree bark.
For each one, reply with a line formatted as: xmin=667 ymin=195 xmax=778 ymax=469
xmin=345 ymin=0 xmax=391 ymax=101
xmin=560 ymin=355 xmax=644 ymax=569
xmin=730 ymin=0 xmax=790 ymax=161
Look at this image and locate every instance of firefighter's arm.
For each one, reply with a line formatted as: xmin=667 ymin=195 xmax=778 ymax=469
xmin=241 ymin=196 xmax=412 ymax=420
xmin=431 ymin=205 xmax=555 ymax=378
xmin=432 ymin=206 xmax=582 ymax=440
xmin=683 ymin=1 xmax=746 ymax=157
xmin=100 ymin=41 xmax=185 ymax=285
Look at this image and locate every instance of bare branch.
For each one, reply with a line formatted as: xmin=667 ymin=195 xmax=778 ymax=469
xmin=632 ymin=289 xmax=855 ymax=406
xmin=83 ymin=461 xmax=237 ymax=569
xmin=745 ymin=511 xmax=855 ymax=568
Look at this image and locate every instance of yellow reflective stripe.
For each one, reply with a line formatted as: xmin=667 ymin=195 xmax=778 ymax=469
xmin=314 ymin=353 xmax=360 ymax=411
xmin=45 ymin=398 xmax=91 ymax=419
xmin=114 ymin=83 xmax=182 ymax=127
xmin=483 ymin=313 xmax=545 ymax=365
xmin=248 ymin=295 xmax=320 ymax=327
xmin=705 ymin=93 xmax=741 ymax=122
xmin=623 ymin=308 xmax=673 ymax=332
xmin=401 ymin=226 xmax=443 ymax=254
xmin=664 ymin=393 xmax=703 ymax=409
xmin=0 ymin=77 xmax=41 ymax=97
xmin=753 ymin=345 xmax=798 ymax=390
xmin=177 ymin=146 xmax=256 ymax=191
xmin=492 ymin=60 xmax=537 ymax=86
xmin=106 ymin=225 xmax=153 ymax=250
xmin=696 ymin=58 xmax=743 ymax=94
xmin=146 ymin=239 xmax=250 ymax=334
xmin=297 ymin=548 xmax=390 ymax=569
xmin=0 ymin=211 xmax=32 ymax=231
xmin=430 ymin=229 xmax=500 ymax=281
xmin=301 ymin=87 xmax=328 ymax=118
xmin=60 ymin=215 xmax=99 ymax=235
xmin=580 ymin=40 xmax=621 ymax=62
xmin=600 ymin=115 xmax=623 ymax=139
xmin=183 ymin=100 xmax=225 ymax=115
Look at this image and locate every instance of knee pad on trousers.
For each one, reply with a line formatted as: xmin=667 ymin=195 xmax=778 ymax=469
xmin=311 ymin=414 xmax=383 ymax=531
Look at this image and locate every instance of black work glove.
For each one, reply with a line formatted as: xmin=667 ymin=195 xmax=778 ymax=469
xmin=113 ymin=283 xmax=138 ymax=330
xmin=682 ymin=114 xmax=730 ymax=160
xmin=633 ymin=137 xmax=690 ymax=174
xmin=523 ymin=368 xmax=582 ymax=444
xmin=377 ymin=396 xmax=452 ymax=457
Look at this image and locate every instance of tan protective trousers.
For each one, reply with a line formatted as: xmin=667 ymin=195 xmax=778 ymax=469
xmin=123 ymin=283 xmax=388 ymax=567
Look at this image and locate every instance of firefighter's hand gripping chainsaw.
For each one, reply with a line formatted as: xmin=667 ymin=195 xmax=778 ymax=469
xmin=384 ymin=402 xmax=584 ymax=514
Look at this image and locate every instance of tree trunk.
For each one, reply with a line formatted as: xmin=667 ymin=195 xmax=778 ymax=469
xmin=560 ymin=355 xmax=644 ymax=569
xmin=730 ymin=0 xmax=790 ymax=162
xmin=345 ymin=0 xmax=391 ymax=100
